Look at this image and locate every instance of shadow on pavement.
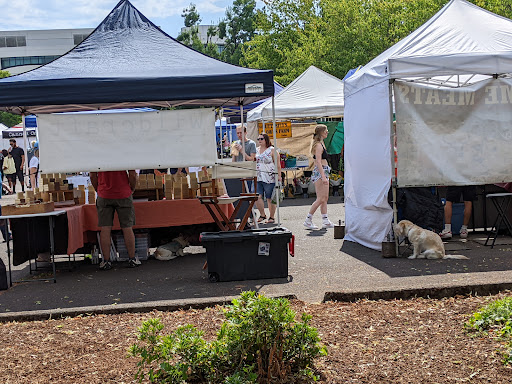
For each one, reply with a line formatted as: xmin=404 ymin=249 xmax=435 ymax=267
xmin=341 ymin=237 xmax=512 ymax=278
xmin=0 ymin=252 xmax=292 ymax=313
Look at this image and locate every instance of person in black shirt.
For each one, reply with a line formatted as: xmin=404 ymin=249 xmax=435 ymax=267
xmin=9 ymin=139 xmax=25 ymax=193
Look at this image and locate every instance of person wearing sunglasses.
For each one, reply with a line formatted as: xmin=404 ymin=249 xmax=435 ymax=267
xmin=255 ymin=133 xmax=281 ymax=224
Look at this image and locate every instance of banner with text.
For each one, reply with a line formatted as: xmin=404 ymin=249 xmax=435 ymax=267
xmin=38 ymin=109 xmax=216 ymax=173
xmin=394 ymin=78 xmax=512 ymax=187
xmin=257 ymin=121 xmax=292 ymax=138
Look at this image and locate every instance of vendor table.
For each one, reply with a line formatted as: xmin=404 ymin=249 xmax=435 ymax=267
xmin=485 ymin=193 xmax=512 ymax=248
xmin=9 ymin=200 xmax=234 ymax=271
xmin=281 ymin=167 xmax=306 ymax=197
xmin=1 ymin=210 xmax=66 ymax=286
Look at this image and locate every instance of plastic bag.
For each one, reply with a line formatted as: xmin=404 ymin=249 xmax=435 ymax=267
xmin=271 ymin=184 xmax=284 ymax=205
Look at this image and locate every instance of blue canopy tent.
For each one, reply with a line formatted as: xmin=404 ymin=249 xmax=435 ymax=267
xmin=221 ymin=81 xmax=284 ymax=123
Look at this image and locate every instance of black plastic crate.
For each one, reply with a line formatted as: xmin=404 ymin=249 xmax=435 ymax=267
xmin=200 ymin=227 xmax=292 ymax=283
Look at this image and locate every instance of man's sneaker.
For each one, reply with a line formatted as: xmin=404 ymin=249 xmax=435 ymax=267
xmin=459 ymin=228 xmax=468 ymax=239
xmin=304 ymin=219 xmax=319 ymax=230
xmin=99 ymin=260 xmax=112 ymax=270
xmin=322 ymin=219 xmax=335 ymax=229
xmin=439 ymin=229 xmax=452 ymax=239
xmin=128 ymin=258 xmax=142 ymax=268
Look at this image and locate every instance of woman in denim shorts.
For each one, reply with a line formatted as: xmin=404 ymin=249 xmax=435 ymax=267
xmin=304 ymin=125 xmax=335 ymax=230
xmin=255 ymin=133 xmax=281 ymax=224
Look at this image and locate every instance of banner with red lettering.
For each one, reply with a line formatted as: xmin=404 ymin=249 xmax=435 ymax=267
xmin=393 ymin=78 xmax=512 ymax=187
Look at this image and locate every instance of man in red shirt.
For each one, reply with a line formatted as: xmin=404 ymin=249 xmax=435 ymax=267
xmin=90 ymin=170 xmax=139 ymax=270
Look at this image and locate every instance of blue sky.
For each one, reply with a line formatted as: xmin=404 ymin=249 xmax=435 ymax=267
xmin=0 ymin=0 xmax=238 ymax=38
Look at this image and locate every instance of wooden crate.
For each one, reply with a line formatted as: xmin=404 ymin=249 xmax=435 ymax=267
xmin=2 ymin=202 xmax=55 ymax=216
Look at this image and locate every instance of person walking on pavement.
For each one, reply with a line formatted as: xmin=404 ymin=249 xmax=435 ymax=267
xmin=90 ymin=170 xmax=140 ymax=270
xmin=8 ymin=139 xmax=25 ymax=193
xmin=304 ymin=124 xmax=335 ymax=230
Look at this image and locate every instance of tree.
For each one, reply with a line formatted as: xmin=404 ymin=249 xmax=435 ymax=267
xmin=244 ymin=0 xmax=512 ymax=86
xmin=176 ymin=3 xmax=220 ymax=59
xmin=243 ymin=0 xmax=325 ymax=84
xmin=218 ymin=0 xmax=258 ymax=65
xmin=0 ymin=70 xmax=22 ymax=128
xmin=181 ymin=3 xmax=201 ymax=27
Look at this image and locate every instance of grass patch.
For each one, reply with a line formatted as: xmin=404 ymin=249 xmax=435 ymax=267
xmin=465 ymin=296 xmax=512 ymax=364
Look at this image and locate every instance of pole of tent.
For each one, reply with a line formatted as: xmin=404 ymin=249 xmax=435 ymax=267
xmin=389 ymin=80 xmax=399 ymax=257
xmin=22 ymin=113 xmax=28 ymax=191
xmin=271 ymin=96 xmax=280 ymax=225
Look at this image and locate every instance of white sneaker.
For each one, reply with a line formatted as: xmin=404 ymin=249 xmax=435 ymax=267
xmin=322 ymin=219 xmax=335 ymax=229
xmin=459 ymin=228 xmax=468 ymax=239
xmin=439 ymin=228 xmax=452 ymax=239
xmin=304 ymin=219 xmax=319 ymax=230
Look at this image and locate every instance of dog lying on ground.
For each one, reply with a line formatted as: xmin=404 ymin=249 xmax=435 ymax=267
xmin=394 ymin=220 xmax=468 ymax=260
xmin=154 ymin=236 xmax=190 ymax=261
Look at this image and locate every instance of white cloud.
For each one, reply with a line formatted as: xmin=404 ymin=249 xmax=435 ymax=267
xmin=0 ymin=0 xmax=232 ymax=35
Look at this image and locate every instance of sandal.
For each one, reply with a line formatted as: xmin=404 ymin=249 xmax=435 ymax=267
xmin=267 ymin=217 xmax=275 ymax=224
xmin=257 ymin=216 xmax=267 ymax=223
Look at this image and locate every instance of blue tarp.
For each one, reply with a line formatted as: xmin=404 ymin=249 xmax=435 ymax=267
xmin=0 ymin=0 xmax=274 ymax=114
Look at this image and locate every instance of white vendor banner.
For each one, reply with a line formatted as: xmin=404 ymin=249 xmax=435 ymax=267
xmin=394 ymin=78 xmax=512 ymax=187
xmin=38 ymin=109 xmax=217 ymax=173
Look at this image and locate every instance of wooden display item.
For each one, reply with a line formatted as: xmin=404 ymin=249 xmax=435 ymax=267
xmin=2 ymin=202 xmax=55 ymax=216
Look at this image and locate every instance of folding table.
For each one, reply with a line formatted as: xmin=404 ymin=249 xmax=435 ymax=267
xmin=484 ymin=193 xmax=512 ymax=248
xmin=1 ymin=210 xmax=66 ymax=286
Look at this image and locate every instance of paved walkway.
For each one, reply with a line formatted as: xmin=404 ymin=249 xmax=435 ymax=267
xmin=1 ymin=194 xmax=512 ymax=321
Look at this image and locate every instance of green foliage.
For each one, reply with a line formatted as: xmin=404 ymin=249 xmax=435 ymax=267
xmin=182 ymin=3 xmax=201 ymax=28
xmin=0 ymin=70 xmax=10 ymax=78
xmin=0 ymin=112 xmax=22 ymax=128
xmin=218 ymin=0 xmax=258 ymax=65
xmin=465 ymin=296 xmax=512 ymax=365
xmin=130 ymin=292 xmax=327 ymax=383
xmin=243 ymin=0 xmax=512 ymax=86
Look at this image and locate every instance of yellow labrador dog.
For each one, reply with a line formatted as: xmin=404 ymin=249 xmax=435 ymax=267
xmin=394 ymin=220 xmax=468 ymax=260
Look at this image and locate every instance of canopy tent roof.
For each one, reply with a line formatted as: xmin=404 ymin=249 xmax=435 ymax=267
xmin=0 ymin=0 xmax=274 ymax=115
xmin=345 ymin=0 xmax=512 ymax=97
xmin=247 ymin=66 xmax=344 ymax=121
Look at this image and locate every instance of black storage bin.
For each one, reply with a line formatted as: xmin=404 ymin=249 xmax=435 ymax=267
xmin=0 ymin=258 xmax=8 ymax=290
xmin=201 ymin=227 xmax=292 ymax=283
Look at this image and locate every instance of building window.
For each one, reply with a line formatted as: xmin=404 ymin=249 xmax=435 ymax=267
xmin=73 ymin=34 xmax=89 ymax=45
xmin=0 ymin=35 xmax=27 ymax=48
xmin=1 ymin=55 xmax=60 ymax=70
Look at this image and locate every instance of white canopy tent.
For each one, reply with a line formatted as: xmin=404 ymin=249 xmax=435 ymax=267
xmin=247 ymin=65 xmax=344 ymax=122
xmin=344 ymin=0 xmax=512 ymax=250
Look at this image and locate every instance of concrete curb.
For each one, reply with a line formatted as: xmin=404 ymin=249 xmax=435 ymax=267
xmin=0 ymin=294 xmax=298 ymax=323
xmin=323 ymin=283 xmax=512 ymax=302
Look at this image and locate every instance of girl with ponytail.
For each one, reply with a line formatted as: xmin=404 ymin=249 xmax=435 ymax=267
xmin=304 ymin=124 xmax=335 ymax=229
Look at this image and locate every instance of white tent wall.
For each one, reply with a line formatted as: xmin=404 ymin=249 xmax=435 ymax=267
xmin=344 ymin=81 xmax=393 ymax=250
xmin=37 ymin=109 xmax=217 ymax=173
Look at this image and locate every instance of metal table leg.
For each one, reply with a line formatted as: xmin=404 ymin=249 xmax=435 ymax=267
xmin=49 ymin=216 xmax=57 ymax=283
xmin=5 ymin=218 xmax=12 ymax=287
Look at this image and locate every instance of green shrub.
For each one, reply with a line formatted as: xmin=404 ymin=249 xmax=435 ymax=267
xmin=465 ymin=296 xmax=512 ymax=364
xmin=129 ymin=291 xmax=327 ymax=383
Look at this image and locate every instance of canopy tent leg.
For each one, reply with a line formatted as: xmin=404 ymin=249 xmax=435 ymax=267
xmin=22 ymin=113 xmax=28 ymax=192
xmin=389 ymin=80 xmax=399 ymax=257
xmin=271 ymin=96 xmax=280 ymax=225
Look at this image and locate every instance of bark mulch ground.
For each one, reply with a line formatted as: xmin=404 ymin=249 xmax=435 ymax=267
xmin=1 ymin=292 xmax=511 ymax=383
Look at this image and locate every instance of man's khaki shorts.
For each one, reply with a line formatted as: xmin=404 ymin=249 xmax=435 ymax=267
xmin=96 ymin=196 xmax=136 ymax=228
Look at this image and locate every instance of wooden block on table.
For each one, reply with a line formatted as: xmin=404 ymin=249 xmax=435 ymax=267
xmin=41 ymin=192 xmax=50 ymax=202
xmin=156 ymin=178 xmax=163 ymax=188
xmin=88 ymin=192 xmax=96 ymax=204
xmin=78 ymin=185 xmax=85 ymax=191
